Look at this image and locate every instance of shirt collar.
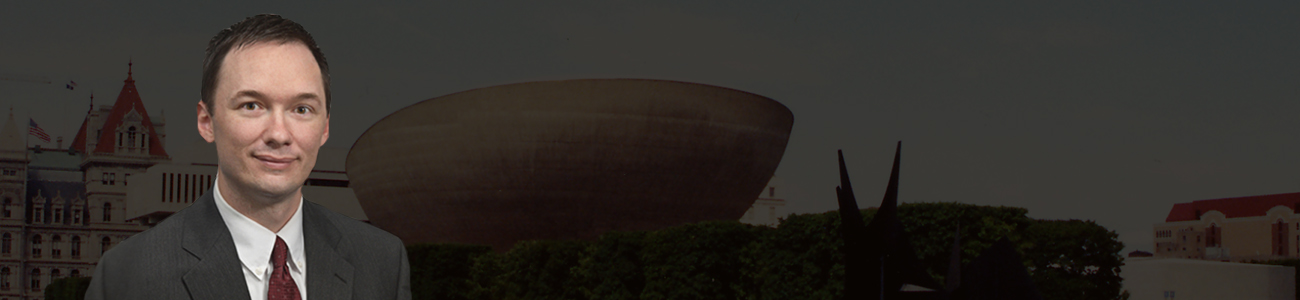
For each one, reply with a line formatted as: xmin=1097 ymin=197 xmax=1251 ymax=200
xmin=213 ymin=176 xmax=306 ymax=280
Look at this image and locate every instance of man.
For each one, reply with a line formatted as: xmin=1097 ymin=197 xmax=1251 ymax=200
xmin=86 ymin=15 xmax=411 ymax=300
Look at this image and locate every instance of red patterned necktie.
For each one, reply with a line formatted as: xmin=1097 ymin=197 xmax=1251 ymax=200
xmin=268 ymin=236 xmax=301 ymax=300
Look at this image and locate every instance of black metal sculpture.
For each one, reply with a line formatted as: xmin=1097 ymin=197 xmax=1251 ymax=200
xmin=837 ymin=142 xmax=944 ymax=300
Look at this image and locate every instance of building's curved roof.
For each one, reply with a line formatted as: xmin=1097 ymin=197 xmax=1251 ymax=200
xmin=347 ymin=79 xmax=793 ymax=250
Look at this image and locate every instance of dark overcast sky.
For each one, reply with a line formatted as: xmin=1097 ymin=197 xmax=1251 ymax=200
xmin=3 ymin=1 xmax=1299 ymax=253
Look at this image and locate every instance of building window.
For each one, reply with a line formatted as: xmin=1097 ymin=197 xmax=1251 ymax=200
xmin=0 ymin=267 xmax=8 ymax=290
xmin=103 ymin=202 xmax=111 ymax=222
xmin=127 ymin=126 xmax=137 ymax=149
xmin=29 ymin=269 xmax=38 ymax=291
xmin=101 ymin=237 xmax=111 ymax=255
xmin=51 ymin=235 xmax=61 ymax=259
xmin=72 ymin=209 xmax=81 ymax=225
xmin=70 ymin=269 xmax=79 ymax=277
xmin=124 ymin=173 xmax=130 ymax=186
xmin=1275 ymin=220 xmax=1290 ymax=256
xmin=1 ymin=233 xmax=9 ymax=255
xmin=31 ymin=235 xmax=41 ymax=258
xmin=101 ymin=172 xmax=117 ymax=185
xmin=71 ymin=236 xmax=80 ymax=259
xmin=1207 ymin=224 xmax=1221 ymax=247
xmin=2 ymin=198 xmax=8 ymax=218
xmin=53 ymin=208 xmax=62 ymax=224
xmin=50 ymin=269 xmax=59 ymax=280
xmin=33 ymin=208 xmax=42 ymax=224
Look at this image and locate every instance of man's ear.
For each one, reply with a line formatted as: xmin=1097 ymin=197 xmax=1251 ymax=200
xmin=197 ymin=101 xmax=216 ymax=143
xmin=320 ymin=113 xmax=330 ymax=146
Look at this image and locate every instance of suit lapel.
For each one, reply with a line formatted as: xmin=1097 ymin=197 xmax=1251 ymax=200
xmin=180 ymin=193 xmax=253 ymax=300
xmin=304 ymin=201 xmax=355 ymax=300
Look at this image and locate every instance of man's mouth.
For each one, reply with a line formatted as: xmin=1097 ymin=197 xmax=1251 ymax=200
xmin=254 ymin=154 xmax=295 ymax=170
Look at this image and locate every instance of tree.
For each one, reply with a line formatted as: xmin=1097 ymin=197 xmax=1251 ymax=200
xmin=475 ymin=239 xmax=588 ymax=300
xmin=641 ymin=220 xmax=759 ymax=300
xmin=44 ymin=276 xmax=92 ymax=300
xmin=572 ymin=231 xmax=649 ymax=300
xmin=1020 ymin=219 xmax=1125 ymax=300
xmin=897 ymin=202 xmax=1035 ymax=287
xmin=739 ymin=211 xmax=846 ymax=300
xmin=406 ymin=243 xmax=493 ymax=300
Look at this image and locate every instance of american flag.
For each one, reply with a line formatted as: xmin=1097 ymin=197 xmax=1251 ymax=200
xmin=28 ymin=119 xmax=50 ymax=143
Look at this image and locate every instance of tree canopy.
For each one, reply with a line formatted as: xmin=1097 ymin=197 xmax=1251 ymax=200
xmin=405 ymin=202 xmax=1124 ymax=300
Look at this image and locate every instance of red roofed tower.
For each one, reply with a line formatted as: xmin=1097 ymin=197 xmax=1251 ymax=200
xmin=79 ymin=61 xmax=169 ymax=233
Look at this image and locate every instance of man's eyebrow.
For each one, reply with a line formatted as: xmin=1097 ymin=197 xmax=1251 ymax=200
xmin=230 ymin=90 xmax=322 ymax=102
xmin=232 ymin=90 xmax=267 ymax=102
xmin=292 ymin=92 xmax=322 ymax=102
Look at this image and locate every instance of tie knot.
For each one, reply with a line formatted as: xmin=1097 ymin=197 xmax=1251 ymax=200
xmin=271 ymin=236 xmax=289 ymax=268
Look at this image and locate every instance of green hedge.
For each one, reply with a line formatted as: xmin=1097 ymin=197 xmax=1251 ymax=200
xmin=408 ymin=202 xmax=1125 ymax=300
xmin=44 ymin=276 xmax=91 ymax=300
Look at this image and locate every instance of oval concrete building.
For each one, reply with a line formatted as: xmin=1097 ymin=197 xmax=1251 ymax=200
xmin=346 ymin=79 xmax=793 ymax=250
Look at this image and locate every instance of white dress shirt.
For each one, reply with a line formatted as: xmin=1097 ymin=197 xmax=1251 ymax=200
xmin=214 ymin=178 xmax=308 ymax=300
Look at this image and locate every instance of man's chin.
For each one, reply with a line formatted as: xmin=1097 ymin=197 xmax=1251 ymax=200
xmin=240 ymin=178 xmax=305 ymax=202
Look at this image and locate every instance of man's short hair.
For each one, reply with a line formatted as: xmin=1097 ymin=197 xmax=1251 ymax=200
xmin=201 ymin=14 xmax=330 ymax=114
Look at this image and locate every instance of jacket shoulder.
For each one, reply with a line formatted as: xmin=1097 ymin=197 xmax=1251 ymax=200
xmin=100 ymin=204 xmax=193 ymax=263
xmin=306 ymin=200 xmax=404 ymax=247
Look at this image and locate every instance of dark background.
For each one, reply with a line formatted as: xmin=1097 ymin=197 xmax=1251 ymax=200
xmin=3 ymin=1 xmax=1299 ymax=254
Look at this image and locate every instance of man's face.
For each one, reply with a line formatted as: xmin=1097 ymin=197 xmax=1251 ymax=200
xmin=198 ymin=41 xmax=329 ymax=201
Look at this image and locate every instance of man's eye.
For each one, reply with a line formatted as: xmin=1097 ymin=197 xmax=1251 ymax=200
xmin=295 ymin=106 xmax=312 ymax=114
xmin=240 ymin=103 xmax=260 ymax=110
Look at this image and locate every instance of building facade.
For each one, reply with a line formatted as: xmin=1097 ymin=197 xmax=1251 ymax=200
xmin=1154 ymin=192 xmax=1300 ymax=262
xmin=1121 ymin=258 xmax=1295 ymax=300
xmin=741 ymin=178 xmax=786 ymax=227
xmin=0 ymin=63 xmax=166 ymax=300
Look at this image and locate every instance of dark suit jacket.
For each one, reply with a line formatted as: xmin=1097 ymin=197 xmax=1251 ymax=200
xmin=85 ymin=192 xmax=411 ymax=300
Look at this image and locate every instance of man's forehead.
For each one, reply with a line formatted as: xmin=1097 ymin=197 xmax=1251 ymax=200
xmin=215 ymin=41 xmax=323 ymax=96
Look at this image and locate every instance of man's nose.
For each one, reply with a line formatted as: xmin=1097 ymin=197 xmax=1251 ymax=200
xmin=263 ymin=111 xmax=292 ymax=148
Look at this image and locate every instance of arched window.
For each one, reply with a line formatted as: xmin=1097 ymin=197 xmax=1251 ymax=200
xmin=1 ymin=267 xmax=9 ymax=290
xmin=31 ymin=235 xmax=41 ymax=258
xmin=71 ymin=236 xmax=81 ymax=259
xmin=29 ymin=269 xmax=38 ymax=291
xmin=70 ymin=269 xmax=79 ymax=277
xmin=103 ymin=202 xmax=111 ymax=222
xmin=127 ymin=126 xmax=137 ymax=149
xmin=2 ymin=197 xmax=9 ymax=218
xmin=101 ymin=237 xmax=111 ymax=255
xmin=1 ymin=233 xmax=9 ymax=255
xmin=50 ymin=269 xmax=59 ymax=280
xmin=51 ymin=235 xmax=61 ymax=259
xmin=1275 ymin=219 xmax=1290 ymax=256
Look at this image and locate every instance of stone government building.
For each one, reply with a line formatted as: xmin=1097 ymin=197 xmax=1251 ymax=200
xmin=0 ymin=64 xmax=165 ymax=300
